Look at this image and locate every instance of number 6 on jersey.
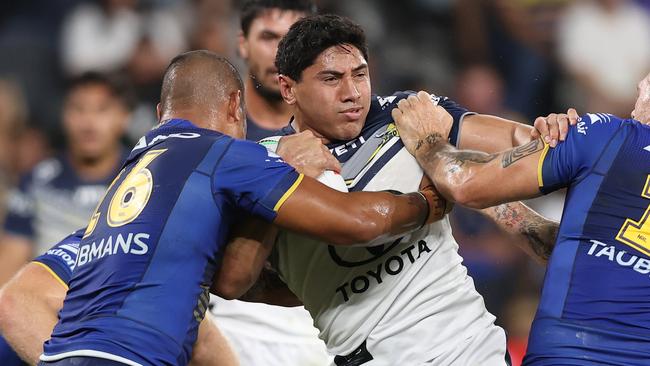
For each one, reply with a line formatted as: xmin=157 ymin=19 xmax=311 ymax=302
xmin=107 ymin=149 xmax=166 ymax=227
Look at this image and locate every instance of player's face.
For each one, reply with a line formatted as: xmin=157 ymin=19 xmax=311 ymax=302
xmin=63 ymin=84 xmax=128 ymax=161
xmin=290 ymin=45 xmax=371 ymax=142
xmin=632 ymin=73 xmax=650 ymax=124
xmin=239 ymin=9 xmax=305 ymax=99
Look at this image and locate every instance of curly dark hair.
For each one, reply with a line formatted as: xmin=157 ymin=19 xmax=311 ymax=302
xmin=275 ymin=14 xmax=369 ymax=82
xmin=240 ymin=0 xmax=317 ymax=36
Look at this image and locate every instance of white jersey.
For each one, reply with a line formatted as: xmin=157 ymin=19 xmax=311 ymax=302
xmin=271 ymin=92 xmax=508 ymax=365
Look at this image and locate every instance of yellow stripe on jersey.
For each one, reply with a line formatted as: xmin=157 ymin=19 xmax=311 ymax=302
xmin=32 ymin=261 xmax=69 ymax=290
xmin=537 ymin=142 xmax=551 ymax=187
xmin=274 ymin=174 xmax=305 ymax=212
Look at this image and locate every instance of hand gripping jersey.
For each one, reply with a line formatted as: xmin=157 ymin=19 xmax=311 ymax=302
xmin=525 ymin=114 xmax=650 ymax=366
xmin=41 ymin=119 xmax=302 ymax=366
xmin=273 ymin=92 xmax=508 ymax=365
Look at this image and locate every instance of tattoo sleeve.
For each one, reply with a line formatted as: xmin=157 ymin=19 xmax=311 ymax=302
xmin=484 ymin=202 xmax=558 ymax=263
xmin=501 ymin=138 xmax=544 ymax=168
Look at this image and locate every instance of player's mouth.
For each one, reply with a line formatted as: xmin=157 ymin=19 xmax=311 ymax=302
xmin=340 ymin=107 xmax=363 ymax=121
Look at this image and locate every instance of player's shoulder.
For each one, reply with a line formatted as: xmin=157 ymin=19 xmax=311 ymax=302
xmin=222 ymin=138 xmax=285 ymax=167
xmin=33 ymin=229 xmax=84 ymax=281
xmin=367 ymin=91 xmax=448 ymax=126
xmin=570 ymin=113 xmax=628 ymax=141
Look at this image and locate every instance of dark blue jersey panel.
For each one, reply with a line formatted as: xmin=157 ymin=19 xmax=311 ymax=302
xmin=526 ymin=115 xmax=650 ymax=365
xmin=43 ymin=119 xmax=301 ymax=366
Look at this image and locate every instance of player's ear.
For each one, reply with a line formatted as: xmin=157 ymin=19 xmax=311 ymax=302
xmin=237 ymin=31 xmax=248 ymax=60
xmin=227 ymin=90 xmax=244 ymax=125
xmin=279 ymin=75 xmax=296 ymax=105
xmin=156 ymin=103 xmax=162 ymax=121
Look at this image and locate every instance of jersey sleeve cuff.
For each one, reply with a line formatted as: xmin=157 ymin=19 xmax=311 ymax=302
xmin=537 ymin=142 xmax=562 ymax=195
xmin=255 ymin=171 xmax=304 ymax=221
xmin=31 ymin=260 xmax=70 ymax=289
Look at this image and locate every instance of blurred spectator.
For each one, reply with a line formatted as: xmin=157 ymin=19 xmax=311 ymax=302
xmin=557 ymin=0 xmax=650 ymax=117
xmin=0 ymin=1 xmax=80 ymax=132
xmin=454 ymin=63 xmax=524 ymax=121
xmin=61 ymin=0 xmax=187 ymax=77
xmin=61 ymin=0 xmax=141 ymax=76
xmin=190 ymin=0 xmax=234 ymax=55
xmin=455 ymin=0 xmax=568 ymax=119
xmin=0 ymin=80 xmax=28 ymax=191
xmin=0 ymin=72 xmax=129 ymax=290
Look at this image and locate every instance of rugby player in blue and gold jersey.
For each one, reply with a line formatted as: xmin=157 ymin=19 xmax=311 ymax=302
xmin=0 ymin=231 xmax=238 ymax=366
xmin=35 ymin=50 xmax=443 ymax=366
xmin=393 ymin=72 xmax=650 ymax=365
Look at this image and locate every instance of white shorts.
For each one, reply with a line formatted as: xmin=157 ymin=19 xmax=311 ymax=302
xmin=220 ymin=325 xmax=331 ymax=366
xmin=209 ymin=298 xmax=331 ymax=366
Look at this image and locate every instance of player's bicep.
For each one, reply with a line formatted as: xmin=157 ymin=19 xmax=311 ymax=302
xmin=273 ymin=176 xmax=369 ymax=245
xmin=0 ymin=262 xmax=65 ymax=322
xmin=458 ymin=114 xmax=532 ymax=152
xmin=454 ymin=140 xmax=545 ymax=208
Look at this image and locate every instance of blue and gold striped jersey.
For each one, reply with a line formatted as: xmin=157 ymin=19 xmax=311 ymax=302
xmin=525 ymin=114 xmax=650 ymax=365
xmin=41 ymin=119 xmax=301 ymax=366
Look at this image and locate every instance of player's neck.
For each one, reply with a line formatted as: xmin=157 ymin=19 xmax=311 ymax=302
xmin=68 ymin=147 xmax=121 ymax=182
xmin=291 ymin=115 xmax=331 ymax=145
xmin=245 ymin=78 xmax=291 ymax=129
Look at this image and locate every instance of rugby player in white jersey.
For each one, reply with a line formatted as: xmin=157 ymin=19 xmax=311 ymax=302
xmin=215 ymin=14 xmax=568 ymax=366
xmin=208 ymin=1 xmax=332 ymax=365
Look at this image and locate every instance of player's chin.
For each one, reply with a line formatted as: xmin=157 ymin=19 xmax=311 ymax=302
xmin=333 ymin=122 xmax=364 ymax=141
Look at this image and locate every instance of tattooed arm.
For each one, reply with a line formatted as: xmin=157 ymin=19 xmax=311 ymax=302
xmin=391 ymin=92 xmax=547 ymax=208
xmin=413 ymin=136 xmax=544 ymax=208
xmin=481 ymin=203 xmax=558 ymax=264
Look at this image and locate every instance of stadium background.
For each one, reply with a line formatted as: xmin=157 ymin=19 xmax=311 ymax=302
xmin=0 ymin=0 xmax=648 ymax=365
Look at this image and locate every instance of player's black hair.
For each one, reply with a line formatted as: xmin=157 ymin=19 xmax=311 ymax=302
xmin=275 ymin=14 xmax=369 ymax=82
xmin=65 ymin=71 xmax=134 ymax=110
xmin=240 ymin=0 xmax=317 ymax=36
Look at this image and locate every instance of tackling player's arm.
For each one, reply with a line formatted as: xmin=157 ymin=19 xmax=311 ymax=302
xmin=274 ymin=177 xmax=443 ymax=246
xmin=456 ymin=103 xmax=579 ymax=151
xmin=418 ymin=92 xmax=564 ymax=262
xmin=0 ymin=262 xmax=64 ymax=365
xmin=392 ymin=92 xmax=545 ymax=207
xmin=480 ymin=202 xmax=558 ymax=264
xmin=220 ymin=140 xmax=446 ymax=247
xmin=188 ymin=316 xmax=239 ymax=366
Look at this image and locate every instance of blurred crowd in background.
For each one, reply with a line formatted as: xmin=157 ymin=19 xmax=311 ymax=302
xmin=0 ymin=0 xmax=649 ymax=364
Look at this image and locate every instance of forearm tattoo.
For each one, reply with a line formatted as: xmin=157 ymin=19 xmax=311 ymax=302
xmin=415 ymin=133 xmax=445 ymax=151
xmin=501 ymin=138 xmax=544 ymax=168
xmin=492 ymin=203 xmax=557 ymax=261
xmin=441 ymin=150 xmax=498 ymax=174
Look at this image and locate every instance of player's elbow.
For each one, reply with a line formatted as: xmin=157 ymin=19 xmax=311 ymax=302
xmin=446 ymin=180 xmax=492 ymax=209
xmin=330 ymin=214 xmax=383 ymax=246
xmin=211 ymin=275 xmax=251 ymax=300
